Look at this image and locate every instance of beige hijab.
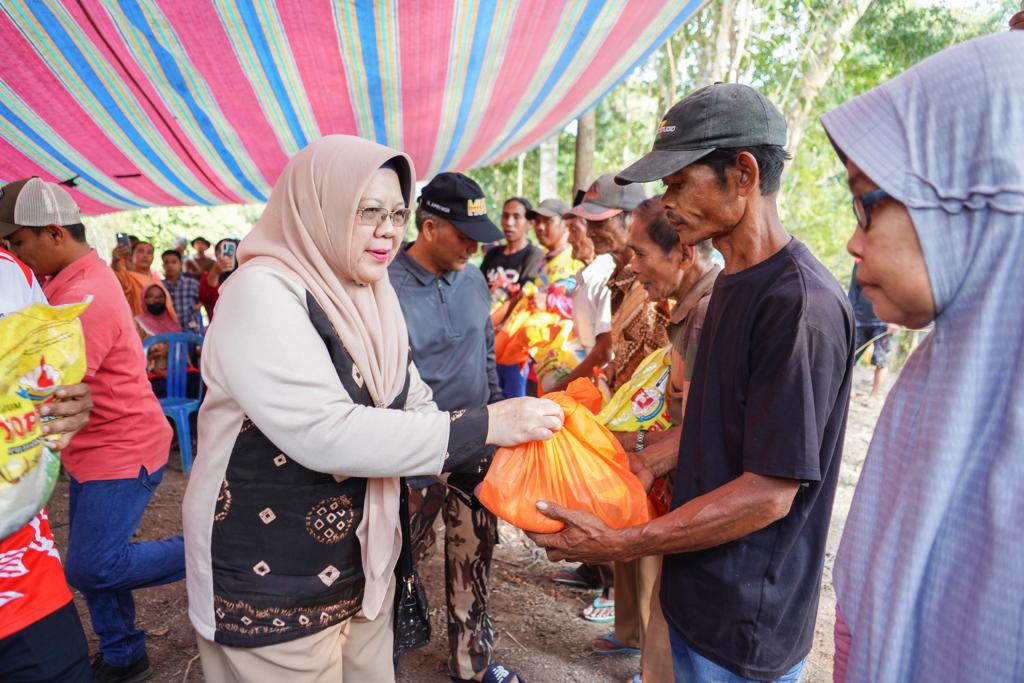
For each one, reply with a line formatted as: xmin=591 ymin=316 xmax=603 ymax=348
xmin=235 ymin=134 xmax=414 ymax=619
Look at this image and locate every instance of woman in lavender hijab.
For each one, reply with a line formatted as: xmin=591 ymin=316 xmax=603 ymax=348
xmin=820 ymin=31 xmax=1023 ymax=682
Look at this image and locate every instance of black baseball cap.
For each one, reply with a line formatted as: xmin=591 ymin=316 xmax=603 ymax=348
xmin=616 ymin=83 xmax=787 ymax=185
xmin=418 ymin=172 xmax=503 ymax=243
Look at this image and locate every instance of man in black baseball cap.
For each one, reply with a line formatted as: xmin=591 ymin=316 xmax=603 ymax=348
xmin=416 ymin=172 xmax=503 ymax=245
xmin=615 ymin=82 xmax=791 ymax=252
xmin=533 ymin=84 xmax=855 ymax=683
xmin=388 ymin=171 xmax=521 ymax=682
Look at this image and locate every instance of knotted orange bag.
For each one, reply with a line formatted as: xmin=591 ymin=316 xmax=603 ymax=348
xmin=477 ymin=379 xmax=652 ymax=533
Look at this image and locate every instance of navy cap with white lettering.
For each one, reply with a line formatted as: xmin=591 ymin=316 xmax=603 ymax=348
xmin=417 ymin=172 xmax=502 ymax=243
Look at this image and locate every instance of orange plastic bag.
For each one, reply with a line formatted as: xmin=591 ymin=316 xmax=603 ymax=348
xmin=477 ymin=379 xmax=652 ymax=533
xmin=495 ymin=302 xmax=561 ymax=366
xmin=493 ymin=303 xmax=530 ymax=365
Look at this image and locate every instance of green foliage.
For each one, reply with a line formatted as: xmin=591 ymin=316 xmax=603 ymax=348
xmin=469 ymin=0 xmax=1014 ymax=285
xmin=784 ymin=0 xmax=1016 ymax=284
xmin=87 ymin=203 xmax=263 ymax=262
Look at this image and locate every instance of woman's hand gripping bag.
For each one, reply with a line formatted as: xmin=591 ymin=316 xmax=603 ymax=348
xmin=477 ymin=379 xmax=651 ymax=533
xmin=0 ymin=302 xmax=89 ymax=537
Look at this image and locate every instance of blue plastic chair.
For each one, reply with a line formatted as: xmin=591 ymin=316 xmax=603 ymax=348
xmin=143 ymin=332 xmax=204 ymax=473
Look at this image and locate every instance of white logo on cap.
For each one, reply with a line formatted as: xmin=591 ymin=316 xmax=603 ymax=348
xmin=425 ymin=200 xmax=452 ymax=214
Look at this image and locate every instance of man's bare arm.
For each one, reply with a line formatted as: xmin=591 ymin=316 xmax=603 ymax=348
xmin=530 ymin=472 xmax=801 ymax=564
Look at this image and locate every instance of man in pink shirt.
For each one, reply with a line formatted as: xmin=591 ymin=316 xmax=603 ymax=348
xmin=3 ymin=177 xmax=184 ymax=683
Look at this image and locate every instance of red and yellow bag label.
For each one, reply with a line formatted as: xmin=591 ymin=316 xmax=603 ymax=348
xmin=0 ymin=301 xmax=88 ymax=537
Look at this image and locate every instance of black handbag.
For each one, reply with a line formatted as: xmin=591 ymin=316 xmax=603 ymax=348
xmin=393 ymin=479 xmax=432 ymax=657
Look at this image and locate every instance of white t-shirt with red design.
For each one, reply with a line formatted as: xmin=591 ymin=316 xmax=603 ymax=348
xmin=0 ymin=247 xmax=73 ymax=639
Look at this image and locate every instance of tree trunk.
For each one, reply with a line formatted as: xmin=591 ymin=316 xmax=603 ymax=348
xmin=784 ymin=0 xmax=875 ymax=153
xmin=705 ymin=0 xmax=738 ymax=84
xmin=574 ymin=109 xmax=597 ymax=194
xmin=726 ymin=0 xmax=751 ymax=83
xmin=539 ymin=136 xmax=559 ymax=200
xmin=516 ymin=153 xmax=525 ymax=196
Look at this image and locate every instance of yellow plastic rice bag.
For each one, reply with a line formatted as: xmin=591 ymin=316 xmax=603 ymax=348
xmin=531 ymin=321 xmax=586 ymax=394
xmin=596 ymin=346 xmax=672 ymax=433
xmin=1 ymin=301 xmax=89 ymax=537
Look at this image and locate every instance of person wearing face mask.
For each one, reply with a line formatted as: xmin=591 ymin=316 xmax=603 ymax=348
xmin=134 ymin=284 xmax=201 ymax=401
xmin=134 ymin=284 xmax=180 ymax=338
xmin=183 ymin=136 xmax=563 ymax=682
xmin=821 ymin=30 xmax=1024 ymax=683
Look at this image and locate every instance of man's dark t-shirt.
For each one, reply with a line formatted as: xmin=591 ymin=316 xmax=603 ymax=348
xmin=661 ymin=239 xmax=854 ymax=680
xmin=480 ymin=243 xmax=544 ymax=300
xmin=848 ymin=261 xmax=882 ymax=326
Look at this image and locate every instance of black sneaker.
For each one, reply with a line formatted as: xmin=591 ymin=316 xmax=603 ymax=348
xmin=91 ymin=653 xmax=153 ymax=683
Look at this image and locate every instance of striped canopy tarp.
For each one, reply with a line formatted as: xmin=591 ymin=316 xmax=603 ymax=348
xmin=0 ymin=1 xmax=704 ymax=215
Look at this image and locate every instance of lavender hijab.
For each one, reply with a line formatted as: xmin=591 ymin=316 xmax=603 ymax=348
xmin=821 ymin=32 xmax=1024 ymax=680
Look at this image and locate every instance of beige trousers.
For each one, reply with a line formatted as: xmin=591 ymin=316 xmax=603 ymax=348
xmin=641 ymin=565 xmax=675 ymax=683
xmin=613 ymin=555 xmax=660 ymax=649
xmin=197 ymin=578 xmax=396 ymax=683
xmin=614 ymin=554 xmax=674 ymax=682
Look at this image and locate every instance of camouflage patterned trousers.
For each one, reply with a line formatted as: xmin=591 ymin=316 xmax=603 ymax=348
xmin=407 ymin=479 xmax=497 ymax=680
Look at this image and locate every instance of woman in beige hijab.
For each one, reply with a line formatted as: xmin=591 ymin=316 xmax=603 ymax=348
xmin=183 ymin=135 xmax=561 ymax=682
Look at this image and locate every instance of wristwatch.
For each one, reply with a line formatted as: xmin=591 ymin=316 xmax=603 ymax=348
xmin=634 ymin=430 xmax=646 ymax=452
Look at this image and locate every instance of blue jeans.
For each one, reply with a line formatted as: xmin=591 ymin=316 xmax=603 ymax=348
xmin=669 ymin=629 xmax=805 ymax=682
xmin=64 ymin=466 xmax=185 ymax=667
xmin=495 ymin=363 xmax=528 ymax=398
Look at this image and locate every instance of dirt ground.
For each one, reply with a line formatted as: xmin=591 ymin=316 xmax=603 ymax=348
xmin=45 ymin=365 xmax=886 ymax=683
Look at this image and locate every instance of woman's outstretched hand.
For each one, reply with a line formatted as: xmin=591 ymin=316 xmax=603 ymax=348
xmin=486 ymin=397 xmax=564 ymax=446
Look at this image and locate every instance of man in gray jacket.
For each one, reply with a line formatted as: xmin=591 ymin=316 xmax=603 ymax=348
xmin=389 ymin=172 xmax=521 ymax=683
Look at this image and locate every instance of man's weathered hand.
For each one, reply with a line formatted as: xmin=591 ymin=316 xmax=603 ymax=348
xmin=39 ymin=383 xmax=93 ymax=451
xmin=629 ymin=454 xmax=656 ymax=493
xmin=526 ymin=501 xmax=631 ymax=563
xmin=614 ymin=431 xmax=637 ymax=453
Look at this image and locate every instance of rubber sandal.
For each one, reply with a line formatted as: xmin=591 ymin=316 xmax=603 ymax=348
xmin=582 ymin=596 xmax=615 ymax=623
xmin=551 ymin=565 xmax=600 ymax=589
xmin=592 ymin=632 xmax=640 ymax=656
xmin=451 ymin=663 xmax=525 ymax=683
